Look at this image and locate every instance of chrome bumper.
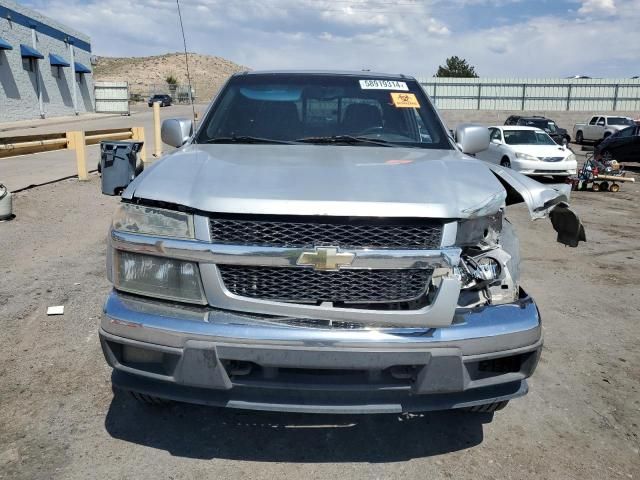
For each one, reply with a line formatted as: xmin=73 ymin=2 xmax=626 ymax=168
xmin=100 ymin=290 xmax=542 ymax=413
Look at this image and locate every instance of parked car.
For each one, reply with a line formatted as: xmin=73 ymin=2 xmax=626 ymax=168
xmin=573 ymin=115 xmax=634 ymax=144
xmin=100 ymin=71 xmax=585 ymax=414
xmin=504 ymin=115 xmax=571 ymax=145
xmin=475 ymin=126 xmax=577 ymax=180
xmin=594 ymin=125 xmax=640 ymax=162
xmin=148 ymin=94 xmax=172 ymax=107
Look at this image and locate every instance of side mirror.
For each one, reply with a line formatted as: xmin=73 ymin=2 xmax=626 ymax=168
xmin=161 ymin=118 xmax=193 ymax=148
xmin=456 ymin=124 xmax=490 ymax=154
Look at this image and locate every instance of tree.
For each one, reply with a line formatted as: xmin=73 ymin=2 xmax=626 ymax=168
xmin=435 ymin=56 xmax=478 ymax=78
xmin=166 ymin=74 xmax=178 ymax=97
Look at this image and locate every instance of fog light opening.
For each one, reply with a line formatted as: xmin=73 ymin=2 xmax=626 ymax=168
xmin=123 ymin=345 xmax=164 ymax=364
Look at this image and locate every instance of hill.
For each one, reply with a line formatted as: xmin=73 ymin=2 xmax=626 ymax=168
xmin=93 ymin=53 xmax=249 ymax=103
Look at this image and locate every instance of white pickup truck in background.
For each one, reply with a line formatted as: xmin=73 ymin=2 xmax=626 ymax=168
xmin=573 ymin=115 xmax=635 ymax=144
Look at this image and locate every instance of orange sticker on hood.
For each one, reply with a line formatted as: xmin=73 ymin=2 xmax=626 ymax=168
xmin=390 ymin=92 xmax=420 ymax=108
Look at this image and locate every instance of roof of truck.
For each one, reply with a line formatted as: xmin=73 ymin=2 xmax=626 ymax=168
xmin=236 ymin=70 xmax=417 ymax=80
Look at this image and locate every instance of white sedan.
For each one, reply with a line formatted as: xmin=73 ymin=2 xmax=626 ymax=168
xmin=475 ymin=126 xmax=577 ymax=179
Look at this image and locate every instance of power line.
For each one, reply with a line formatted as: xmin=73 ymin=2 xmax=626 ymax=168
xmin=176 ymin=0 xmax=197 ymax=127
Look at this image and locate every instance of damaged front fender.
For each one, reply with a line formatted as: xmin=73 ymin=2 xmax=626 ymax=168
xmin=485 ymin=164 xmax=586 ymax=247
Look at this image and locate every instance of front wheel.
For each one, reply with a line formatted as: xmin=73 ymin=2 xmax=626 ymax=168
xmin=576 ymin=131 xmax=583 ymax=144
xmin=500 ymin=157 xmax=511 ymax=169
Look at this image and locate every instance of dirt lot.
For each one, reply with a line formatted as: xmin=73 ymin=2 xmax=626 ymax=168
xmin=1 ymin=170 xmax=639 ymax=479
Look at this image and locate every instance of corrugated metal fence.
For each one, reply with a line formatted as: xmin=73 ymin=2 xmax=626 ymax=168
xmin=419 ymin=78 xmax=640 ymax=111
xmin=94 ymin=81 xmax=130 ymax=115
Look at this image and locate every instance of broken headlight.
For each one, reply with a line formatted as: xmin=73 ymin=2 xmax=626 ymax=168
xmin=456 ymin=211 xmax=503 ymax=247
xmin=456 ymin=217 xmax=519 ymax=307
xmin=112 ymin=203 xmax=195 ymax=239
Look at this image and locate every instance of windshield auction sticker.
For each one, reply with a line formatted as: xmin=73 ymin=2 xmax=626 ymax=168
xmin=390 ymin=92 xmax=420 ymax=108
xmin=359 ymin=79 xmax=408 ymax=90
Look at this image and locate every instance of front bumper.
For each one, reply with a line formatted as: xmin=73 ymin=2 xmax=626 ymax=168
xmin=512 ymin=158 xmax=577 ymax=176
xmin=101 ymin=290 xmax=543 ymax=414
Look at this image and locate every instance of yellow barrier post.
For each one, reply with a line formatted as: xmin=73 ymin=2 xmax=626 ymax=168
xmin=153 ymin=102 xmax=162 ymax=157
xmin=132 ymin=127 xmax=147 ymax=164
xmin=65 ymin=131 xmax=75 ymax=150
xmin=70 ymin=131 xmax=88 ymax=181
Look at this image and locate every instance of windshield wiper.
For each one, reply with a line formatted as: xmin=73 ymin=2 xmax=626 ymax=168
xmin=201 ymin=136 xmax=298 ymax=145
xmin=295 ymin=135 xmax=397 ymax=147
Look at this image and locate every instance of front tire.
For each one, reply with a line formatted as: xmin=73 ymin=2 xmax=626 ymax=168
xmin=500 ymin=157 xmax=511 ymax=169
xmin=576 ymin=131 xmax=583 ymax=144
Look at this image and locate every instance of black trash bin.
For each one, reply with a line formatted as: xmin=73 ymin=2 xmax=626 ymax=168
xmin=100 ymin=141 xmax=144 ymax=195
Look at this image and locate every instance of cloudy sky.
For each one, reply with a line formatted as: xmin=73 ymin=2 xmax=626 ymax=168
xmin=22 ymin=0 xmax=640 ymax=78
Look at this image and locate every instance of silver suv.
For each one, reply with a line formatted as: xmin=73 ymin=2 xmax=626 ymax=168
xmin=100 ymin=71 xmax=585 ymax=414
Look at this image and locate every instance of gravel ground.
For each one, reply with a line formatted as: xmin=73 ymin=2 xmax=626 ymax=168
xmin=0 ymin=170 xmax=639 ymax=480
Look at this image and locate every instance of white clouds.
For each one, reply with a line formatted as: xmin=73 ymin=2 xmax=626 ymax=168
xmin=22 ymin=0 xmax=640 ymax=78
xmin=578 ymin=0 xmax=617 ymax=15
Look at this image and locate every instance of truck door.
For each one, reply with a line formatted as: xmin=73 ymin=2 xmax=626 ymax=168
xmin=594 ymin=117 xmax=606 ymax=140
xmin=586 ymin=116 xmax=599 ymax=140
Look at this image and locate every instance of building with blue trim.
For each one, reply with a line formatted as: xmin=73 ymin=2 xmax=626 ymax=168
xmin=0 ymin=0 xmax=94 ymax=122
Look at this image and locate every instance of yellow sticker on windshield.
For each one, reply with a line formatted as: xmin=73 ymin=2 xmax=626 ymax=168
xmin=391 ymin=92 xmax=420 ymax=108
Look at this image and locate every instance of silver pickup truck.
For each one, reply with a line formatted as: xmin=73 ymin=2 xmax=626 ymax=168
xmin=100 ymin=71 xmax=585 ymax=414
xmin=573 ymin=115 xmax=635 ymax=144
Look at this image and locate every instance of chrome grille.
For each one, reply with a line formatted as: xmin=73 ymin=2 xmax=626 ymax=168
xmin=540 ymin=157 xmax=564 ymax=162
xmin=218 ymin=265 xmax=433 ymax=304
xmin=209 ymin=215 xmax=443 ymax=249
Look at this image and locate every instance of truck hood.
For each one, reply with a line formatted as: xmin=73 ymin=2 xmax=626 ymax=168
xmin=124 ymin=144 xmax=585 ymax=246
xmin=126 ymin=144 xmax=510 ymax=219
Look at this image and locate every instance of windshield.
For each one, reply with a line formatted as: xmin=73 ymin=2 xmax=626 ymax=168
xmin=196 ymin=74 xmax=451 ymax=149
xmin=608 ymin=117 xmax=634 ymax=126
xmin=503 ymin=129 xmax=557 ymax=146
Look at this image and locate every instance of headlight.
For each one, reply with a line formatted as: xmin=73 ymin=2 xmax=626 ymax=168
xmin=566 ymin=153 xmax=576 ymax=162
xmin=515 ymin=152 xmax=539 ymax=161
xmin=112 ymin=203 xmax=195 ymax=239
xmin=114 ymin=251 xmax=206 ymax=304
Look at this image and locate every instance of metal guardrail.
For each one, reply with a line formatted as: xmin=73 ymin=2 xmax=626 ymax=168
xmin=420 ymin=81 xmax=640 ymax=111
xmin=0 ymin=127 xmax=146 ymax=180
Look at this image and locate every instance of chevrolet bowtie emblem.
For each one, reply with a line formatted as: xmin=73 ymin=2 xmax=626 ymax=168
xmin=296 ymin=247 xmax=355 ymax=271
